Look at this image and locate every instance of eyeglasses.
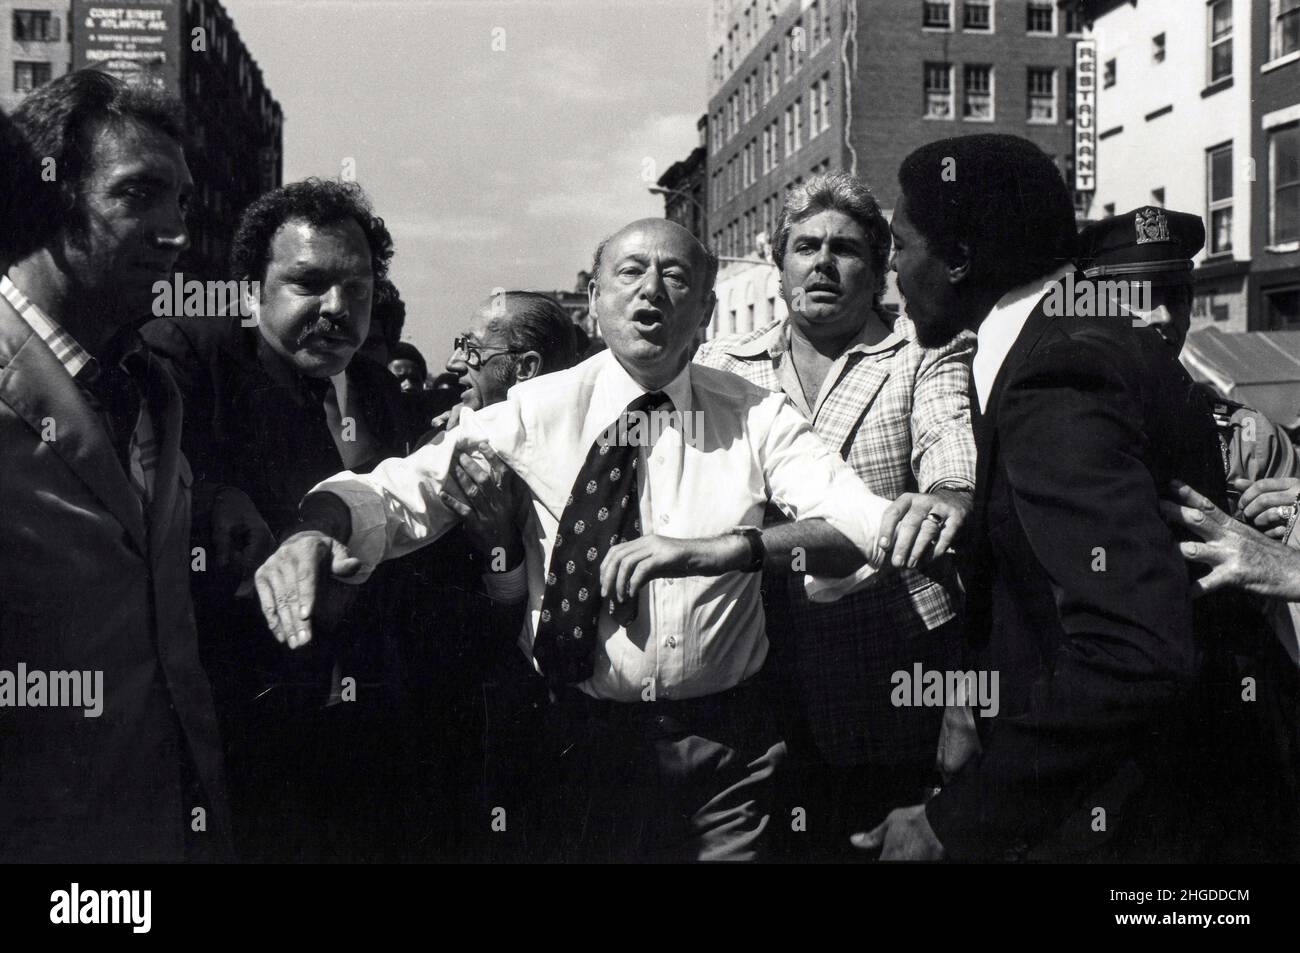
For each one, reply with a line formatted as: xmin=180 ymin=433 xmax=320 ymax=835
xmin=452 ymin=335 xmax=522 ymax=370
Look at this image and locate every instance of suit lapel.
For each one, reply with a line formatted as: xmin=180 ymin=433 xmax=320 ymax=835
xmin=0 ymin=302 xmax=147 ymax=554
xmin=974 ymin=291 xmax=1059 ymax=511
xmin=144 ymin=353 xmax=184 ymax=543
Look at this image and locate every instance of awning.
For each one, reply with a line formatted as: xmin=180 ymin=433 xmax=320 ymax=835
xmin=1181 ymin=326 xmax=1300 ymax=430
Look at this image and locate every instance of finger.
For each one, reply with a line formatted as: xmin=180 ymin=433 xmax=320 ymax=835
xmin=1239 ymin=478 xmax=1299 ymax=511
xmin=476 ymin=444 xmax=509 ymax=486
xmin=1171 ymin=481 xmax=1227 ymax=524
xmin=452 ymin=461 xmax=481 ymax=501
xmin=1266 ymin=525 xmax=1289 ymax=540
xmin=850 ymin=822 xmax=886 ymax=852
xmin=1243 ymin=491 xmax=1297 ymax=521
xmin=254 ymin=568 xmax=284 ymax=642
xmin=890 ymin=509 xmax=927 ymax=568
xmin=1253 ymin=504 xmax=1296 ymax=530
xmin=600 ymin=544 xmax=626 ymax=600
xmin=457 ymin=451 xmax=491 ymax=486
xmin=332 ymin=553 xmax=363 ymax=578
xmin=271 ymin=563 xmax=302 ymax=649
xmin=625 ymin=552 xmax=665 ymax=600
xmin=931 ymin=512 xmax=963 ymax=559
xmin=438 ymin=488 xmax=472 ymax=519
xmin=1158 ymin=499 xmax=1213 ymax=540
xmin=1178 ymin=539 xmax=1222 ymax=566
xmin=615 ymin=546 xmax=644 ymax=602
xmin=1189 ymin=564 xmax=1234 ymax=598
xmin=907 ymin=515 xmax=942 ymax=568
xmin=290 ymin=555 xmax=320 ymax=649
xmin=877 ymin=497 xmax=911 ymax=554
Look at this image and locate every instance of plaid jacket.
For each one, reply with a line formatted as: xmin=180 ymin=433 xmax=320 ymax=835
xmin=695 ymin=314 xmax=976 ymax=765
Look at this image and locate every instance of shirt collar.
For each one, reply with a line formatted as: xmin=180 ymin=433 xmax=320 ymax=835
xmin=722 ymin=314 xmax=905 ymax=360
xmin=972 ymin=264 xmax=1075 ymax=411
xmin=598 ymin=350 xmax=695 ymax=418
xmin=1 ymin=273 xmax=96 ymax=379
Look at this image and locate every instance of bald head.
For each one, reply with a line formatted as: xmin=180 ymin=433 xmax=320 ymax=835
xmin=587 ymin=218 xmax=718 ymax=390
xmin=592 ymin=218 xmax=719 ymax=291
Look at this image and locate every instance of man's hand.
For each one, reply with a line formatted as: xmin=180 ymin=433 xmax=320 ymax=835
xmin=211 ymin=486 xmax=275 ymax=582
xmin=253 ymin=530 xmax=362 ymax=650
xmin=851 ymin=804 xmax=945 ymax=860
xmin=1237 ymin=476 xmax=1300 ymax=539
xmin=431 ymin=403 xmax=463 ymax=434
xmin=1160 ymin=480 xmax=1300 ymax=600
xmin=437 ymin=444 xmax=527 ymax=566
xmin=936 ymin=703 xmax=982 ymax=784
xmin=878 ymin=488 xmax=972 ymax=568
xmin=599 ymin=534 xmax=747 ymax=606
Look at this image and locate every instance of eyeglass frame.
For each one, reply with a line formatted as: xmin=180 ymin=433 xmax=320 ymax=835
xmin=451 ymin=335 xmax=524 ymax=370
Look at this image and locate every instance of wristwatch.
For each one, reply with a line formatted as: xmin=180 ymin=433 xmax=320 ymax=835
xmin=729 ymin=526 xmax=766 ymax=573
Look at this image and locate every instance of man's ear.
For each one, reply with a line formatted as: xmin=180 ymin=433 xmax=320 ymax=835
xmin=240 ymin=279 xmax=262 ymax=328
xmin=587 ymin=276 xmax=599 ymax=318
xmin=698 ymin=291 xmax=717 ymax=330
xmin=514 ymin=350 xmax=542 ymax=382
xmin=947 ymin=242 xmax=972 ymax=286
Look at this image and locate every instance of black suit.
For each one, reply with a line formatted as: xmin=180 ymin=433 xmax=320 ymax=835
xmin=925 ymin=276 xmax=1236 ymax=861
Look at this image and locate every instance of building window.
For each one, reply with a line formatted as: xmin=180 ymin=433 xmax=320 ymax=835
xmin=1209 ymin=1 xmax=1232 ymax=82
xmin=1103 ymin=58 xmax=1116 ymax=87
xmin=1273 ymin=0 xmax=1300 ymax=60
xmin=1151 ymin=187 xmax=1165 ymax=208
xmin=924 ymin=62 xmax=954 ymax=118
xmin=784 ymin=108 xmax=795 ymax=156
xmin=1026 ymin=1 xmax=1055 ymax=34
xmin=821 ymin=0 xmax=834 ymax=44
xmin=923 ymin=1 xmax=953 ymax=30
xmin=1272 ymin=124 xmax=1300 ymax=245
xmin=761 ymin=54 xmax=772 ymax=102
xmin=1152 ymin=33 xmax=1165 ymax=64
xmin=1266 ymin=286 xmax=1300 ymax=327
xmin=963 ymin=0 xmax=991 ymax=31
xmin=794 ymin=97 xmax=804 ymax=150
xmin=1027 ymin=67 xmax=1056 ymax=123
xmin=770 ymin=44 xmax=780 ymax=89
xmin=12 ymin=9 xmax=57 ymax=41
xmin=809 ymin=0 xmax=822 ymax=49
xmin=743 ymin=76 xmax=753 ymax=122
xmin=12 ymin=60 xmax=51 ymax=94
xmin=771 ymin=120 xmax=782 ymax=168
xmin=1065 ymin=7 xmax=1084 ymax=35
xmin=819 ymin=73 xmax=832 ymax=132
xmin=810 ymin=81 xmax=822 ymax=137
xmin=963 ymin=64 xmax=993 ymax=120
xmin=1207 ymin=142 xmax=1234 ymax=255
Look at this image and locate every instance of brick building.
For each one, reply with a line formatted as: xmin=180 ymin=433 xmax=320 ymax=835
xmin=655 ymin=115 xmax=708 ymax=244
xmin=701 ymin=0 xmax=1082 ymax=339
xmin=3 ymin=1 xmax=282 ymax=282
xmin=1 ymin=2 xmax=71 ymax=113
xmin=1079 ymin=0 xmax=1299 ymax=332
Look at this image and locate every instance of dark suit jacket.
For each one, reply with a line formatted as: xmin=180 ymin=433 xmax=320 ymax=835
xmin=925 ymin=276 xmax=1229 ymax=862
xmin=0 ymin=297 xmax=231 ymax=862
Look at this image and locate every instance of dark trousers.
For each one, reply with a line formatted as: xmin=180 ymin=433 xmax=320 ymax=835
xmin=520 ymin=678 xmax=786 ymax=863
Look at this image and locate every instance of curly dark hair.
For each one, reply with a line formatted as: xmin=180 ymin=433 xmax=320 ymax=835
xmin=897 ymin=134 xmax=1077 ymax=296
xmin=6 ymin=69 xmax=185 ymax=260
xmin=230 ymin=177 xmax=394 ymax=284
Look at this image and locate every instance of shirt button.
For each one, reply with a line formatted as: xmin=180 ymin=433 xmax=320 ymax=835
xmin=659 ymin=514 xmax=670 ymax=525
xmin=666 ymin=636 xmax=677 ymax=648
xmin=655 ymin=454 xmax=664 ymax=464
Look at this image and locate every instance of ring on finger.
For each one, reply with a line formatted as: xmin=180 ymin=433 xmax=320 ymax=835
xmin=925 ymin=512 xmax=946 ymax=527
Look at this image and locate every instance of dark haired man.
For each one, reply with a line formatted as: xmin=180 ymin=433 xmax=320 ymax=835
xmin=0 ymin=69 xmax=230 ymax=861
xmin=143 ymin=178 xmax=424 ymax=860
xmin=858 ymin=134 xmax=1230 ymax=861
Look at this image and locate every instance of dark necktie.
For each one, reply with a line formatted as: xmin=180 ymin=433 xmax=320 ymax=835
xmin=532 ymin=390 xmax=671 ymax=687
xmin=84 ymin=356 xmax=145 ymax=471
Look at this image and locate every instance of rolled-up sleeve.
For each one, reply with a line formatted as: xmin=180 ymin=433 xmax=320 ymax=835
xmin=311 ymin=400 xmax=524 ymax=580
xmin=911 ymin=332 xmax=977 ymax=492
xmin=756 ymin=394 xmax=889 ymax=591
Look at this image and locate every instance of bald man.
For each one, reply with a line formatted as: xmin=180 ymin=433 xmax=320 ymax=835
xmin=255 ymin=219 xmax=938 ymax=861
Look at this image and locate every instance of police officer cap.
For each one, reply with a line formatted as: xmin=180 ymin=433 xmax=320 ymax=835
xmin=1078 ymin=206 xmax=1205 ymax=284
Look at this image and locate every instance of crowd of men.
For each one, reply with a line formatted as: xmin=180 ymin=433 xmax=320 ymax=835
xmin=1 ymin=69 xmax=1298 ymax=863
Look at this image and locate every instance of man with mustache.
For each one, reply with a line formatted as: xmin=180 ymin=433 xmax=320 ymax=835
xmin=143 ymin=179 xmax=480 ymax=860
xmin=253 ymin=217 xmax=935 ymax=861
xmin=1 ymin=70 xmax=230 ymax=861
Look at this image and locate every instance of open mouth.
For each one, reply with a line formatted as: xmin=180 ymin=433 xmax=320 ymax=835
xmin=631 ymin=307 xmax=664 ymax=329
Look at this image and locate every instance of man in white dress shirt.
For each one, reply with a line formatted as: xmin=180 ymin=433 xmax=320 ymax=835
xmin=255 ymin=218 xmax=938 ymax=860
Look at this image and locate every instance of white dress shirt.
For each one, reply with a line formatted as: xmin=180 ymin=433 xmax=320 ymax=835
xmin=972 ymin=265 xmax=1075 ymax=412
xmin=313 ymin=349 xmax=890 ymax=702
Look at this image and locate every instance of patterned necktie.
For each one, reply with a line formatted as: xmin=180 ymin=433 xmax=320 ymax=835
xmin=532 ymin=390 xmax=672 ymax=687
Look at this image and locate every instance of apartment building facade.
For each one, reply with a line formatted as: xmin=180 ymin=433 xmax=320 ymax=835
xmin=1 ymin=1 xmax=71 ymax=113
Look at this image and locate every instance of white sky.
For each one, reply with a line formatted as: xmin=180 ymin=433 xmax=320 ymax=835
xmin=221 ymin=0 xmax=708 ymax=369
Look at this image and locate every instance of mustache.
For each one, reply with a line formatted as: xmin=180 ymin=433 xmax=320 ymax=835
xmin=296 ymin=319 xmax=355 ymax=345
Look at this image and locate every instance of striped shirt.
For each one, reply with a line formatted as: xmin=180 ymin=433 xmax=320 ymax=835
xmin=1 ymin=274 xmax=157 ymax=504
